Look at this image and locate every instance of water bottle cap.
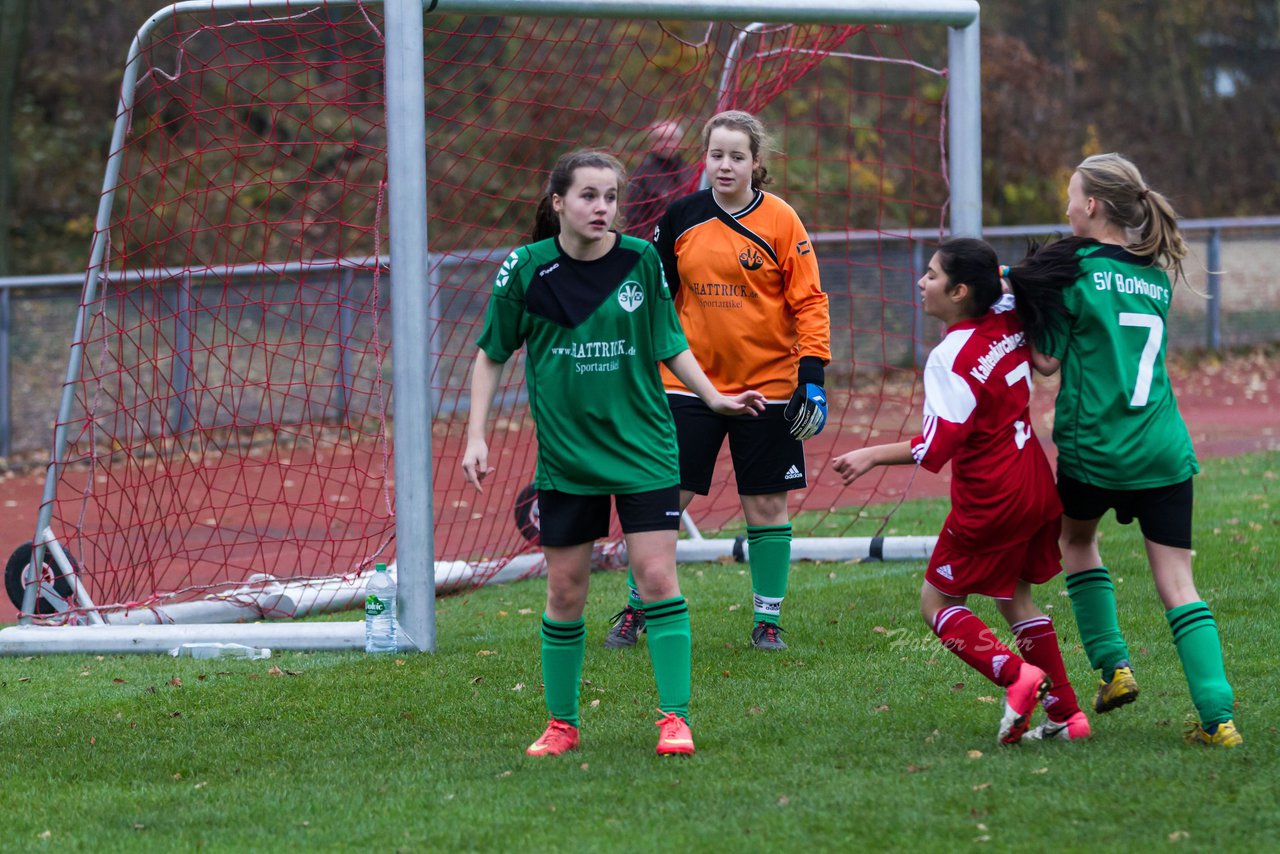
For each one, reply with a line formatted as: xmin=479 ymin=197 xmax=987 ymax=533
xmin=375 ymin=562 xmax=387 ymax=572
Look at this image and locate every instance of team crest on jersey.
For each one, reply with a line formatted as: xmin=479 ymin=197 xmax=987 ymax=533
xmin=738 ymin=246 xmax=764 ymax=271
xmin=494 ymin=249 xmax=520 ymax=290
xmin=618 ymin=281 xmax=644 ymax=312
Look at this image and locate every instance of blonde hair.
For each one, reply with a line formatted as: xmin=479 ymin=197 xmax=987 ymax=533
xmin=702 ymin=110 xmax=772 ymax=190
xmin=1076 ymin=153 xmax=1188 ymax=283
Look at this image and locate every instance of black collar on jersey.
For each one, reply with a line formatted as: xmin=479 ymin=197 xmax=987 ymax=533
xmin=708 ymin=188 xmax=778 ymax=266
xmin=1085 ymin=242 xmax=1158 ymax=268
xmin=525 ymin=234 xmax=644 ymax=329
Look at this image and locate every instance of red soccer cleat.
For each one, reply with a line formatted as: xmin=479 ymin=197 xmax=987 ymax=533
xmin=526 ymin=719 xmax=580 ymax=757
xmin=655 ymin=711 xmax=695 ymax=756
xmin=998 ymin=663 xmax=1050 ymax=745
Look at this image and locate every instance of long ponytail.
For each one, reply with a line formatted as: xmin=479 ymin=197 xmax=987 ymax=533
xmin=933 ymin=235 xmax=1089 ymax=349
xmin=1076 ymin=153 xmax=1188 ymax=283
xmin=1004 ymin=236 xmax=1095 ymax=350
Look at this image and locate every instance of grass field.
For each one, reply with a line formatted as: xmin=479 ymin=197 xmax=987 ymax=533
xmin=1 ymin=451 xmax=1275 ymax=853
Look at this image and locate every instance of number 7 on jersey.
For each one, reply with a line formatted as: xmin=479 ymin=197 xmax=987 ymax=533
xmin=1117 ymin=312 xmax=1163 ymax=407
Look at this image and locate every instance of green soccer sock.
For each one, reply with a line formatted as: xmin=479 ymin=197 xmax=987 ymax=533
xmin=747 ymin=524 xmax=791 ymax=625
xmin=623 ymin=568 xmax=644 ymax=610
xmin=1167 ymin=601 xmax=1235 ymax=727
xmin=1064 ymin=566 xmax=1131 ymax=673
xmin=540 ymin=614 xmax=586 ymax=727
xmin=643 ymin=596 xmax=691 ymax=720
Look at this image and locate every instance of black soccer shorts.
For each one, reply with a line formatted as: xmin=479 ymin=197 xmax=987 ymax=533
xmin=536 ymin=485 xmax=682 ymax=547
xmin=1058 ymin=474 xmax=1194 ymax=550
xmin=668 ymin=394 xmax=806 ymax=496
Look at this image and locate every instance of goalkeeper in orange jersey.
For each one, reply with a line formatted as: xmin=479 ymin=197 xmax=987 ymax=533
xmin=833 ymin=237 xmax=1090 ymax=744
xmin=604 ymin=110 xmax=831 ymax=652
xmin=462 ymin=149 xmax=764 ymax=758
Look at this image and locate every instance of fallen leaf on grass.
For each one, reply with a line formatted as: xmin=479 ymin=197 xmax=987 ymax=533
xmin=906 ymin=764 xmax=928 ymax=773
xmin=469 ymin=676 xmax=483 ymax=685
xmin=267 ymin=666 xmax=284 ymax=677
xmin=512 ymin=682 xmax=525 ymax=692
xmin=477 ymin=650 xmax=497 ymax=656
xmin=967 ymin=750 xmax=983 ymax=759
xmin=976 ymin=696 xmax=997 ymax=704
xmin=169 ymin=677 xmax=183 ymax=688
xmin=1169 ymin=831 xmax=1189 ymax=842
xmin=972 ymin=782 xmax=991 ymax=792
xmin=872 ymin=626 xmax=888 ymax=634
xmin=1031 ymin=767 xmax=1048 ymax=775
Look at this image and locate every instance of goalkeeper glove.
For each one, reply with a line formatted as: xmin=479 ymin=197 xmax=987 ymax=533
xmin=784 ymin=383 xmax=827 ymax=440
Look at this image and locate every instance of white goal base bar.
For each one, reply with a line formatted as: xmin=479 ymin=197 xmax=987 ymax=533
xmin=0 ymin=535 xmax=934 ymax=654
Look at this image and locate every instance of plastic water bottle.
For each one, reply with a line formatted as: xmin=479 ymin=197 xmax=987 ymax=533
xmin=364 ymin=562 xmax=397 ymax=653
xmin=170 ymin=642 xmax=272 ymax=660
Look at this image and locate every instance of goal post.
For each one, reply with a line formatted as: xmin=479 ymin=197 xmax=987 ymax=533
xmin=1 ymin=0 xmax=981 ymax=655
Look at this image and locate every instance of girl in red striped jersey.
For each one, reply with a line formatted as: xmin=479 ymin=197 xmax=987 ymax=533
xmin=833 ymin=237 xmax=1092 ymax=744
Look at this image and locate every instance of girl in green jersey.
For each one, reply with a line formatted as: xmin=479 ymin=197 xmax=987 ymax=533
xmin=1036 ymin=153 xmax=1240 ymax=748
xmin=462 ymin=149 xmax=764 ymax=758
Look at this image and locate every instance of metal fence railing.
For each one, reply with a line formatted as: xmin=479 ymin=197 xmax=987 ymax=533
xmin=1 ymin=216 xmax=1276 ymax=461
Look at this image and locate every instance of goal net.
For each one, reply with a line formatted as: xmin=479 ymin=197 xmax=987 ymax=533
xmin=8 ymin=1 xmax=970 ymax=637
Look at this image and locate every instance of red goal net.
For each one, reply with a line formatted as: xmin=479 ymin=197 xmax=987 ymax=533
xmin=31 ymin=6 xmax=948 ymax=621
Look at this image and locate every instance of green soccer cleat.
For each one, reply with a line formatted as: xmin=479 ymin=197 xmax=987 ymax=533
xmin=1185 ymin=718 xmax=1243 ymax=749
xmin=603 ymin=606 xmax=646 ymax=649
xmin=1094 ymin=663 xmax=1139 ymax=714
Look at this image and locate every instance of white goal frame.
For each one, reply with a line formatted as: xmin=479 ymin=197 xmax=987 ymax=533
xmin=0 ymin=0 xmax=981 ymax=655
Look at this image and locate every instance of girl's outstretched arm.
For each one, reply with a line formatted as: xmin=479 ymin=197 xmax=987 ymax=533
xmin=831 ymin=440 xmax=914 ymax=486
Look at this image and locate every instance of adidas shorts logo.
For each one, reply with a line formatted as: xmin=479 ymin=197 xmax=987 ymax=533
xmin=936 ymin=564 xmax=953 ymax=580
xmin=784 ymin=465 xmax=803 ymax=480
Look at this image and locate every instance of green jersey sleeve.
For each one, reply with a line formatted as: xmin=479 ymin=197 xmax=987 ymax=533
xmin=642 ymin=242 xmax=689 ymax=362
xmin=476 ymin=247 xmax=531 ymax=363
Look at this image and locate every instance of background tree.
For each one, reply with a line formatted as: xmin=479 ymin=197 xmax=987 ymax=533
xmin=0 ymin=0 xmax=30 ymax=276
xmin=4 ymin=2 xmax=1279 ymax=275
